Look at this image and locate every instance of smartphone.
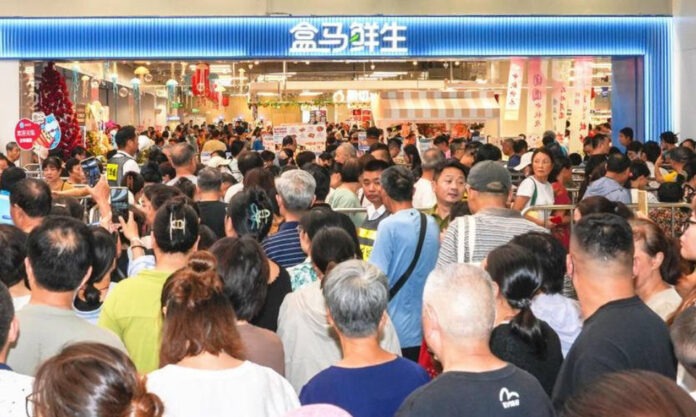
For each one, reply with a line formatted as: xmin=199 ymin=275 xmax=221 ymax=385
xmin=0 ymin=191 xmax=13 ymax=225
xmin=81 ymin=157 xmax=101 ymax=187
xmin=110 ymin=187 xmax=129 ymax=223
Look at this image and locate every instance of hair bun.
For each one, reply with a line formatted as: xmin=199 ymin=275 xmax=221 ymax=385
xmin=131 ymin=390 xmax=164 ymax=417
xmin=187 ymin=251 xmax=217 ymax=274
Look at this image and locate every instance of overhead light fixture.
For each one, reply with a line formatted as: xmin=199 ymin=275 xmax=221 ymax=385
xmin=413 ymin=61 xmax=418 ymax=66
xmin=299 ymin=91 xmax=322 ymax=97
xmin=257 ymin=92 xmax=279 ymax=97
xmin=454 ymin=61 xmax=461 ymax=66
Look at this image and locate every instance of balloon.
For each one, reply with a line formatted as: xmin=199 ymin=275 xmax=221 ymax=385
xmin=118 ymin=87 xmax=129 ymax=98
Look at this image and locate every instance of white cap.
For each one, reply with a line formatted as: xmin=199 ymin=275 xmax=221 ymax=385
xmin=514 ymin=151 xmax=534 ymax=171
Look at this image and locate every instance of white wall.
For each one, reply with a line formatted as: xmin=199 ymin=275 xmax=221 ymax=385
xmin=674 ymin=0 xmax=696 ymax=139
xmin=0 ymin=61 xmax=21 ymax=152
xmin=0 ymin=0 xmax=672 ymax=17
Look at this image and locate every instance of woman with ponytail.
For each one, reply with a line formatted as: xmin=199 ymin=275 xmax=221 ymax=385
xmin=31 ymin=342 xmax=163 ymax=417
xmin=74 ymin=227 xmax=119 ymax=324
xmin=99 ymin=196 xmax=199 ymax=373
xmin=484 ymin=243 xmax=563 ymax=395
xmin=148 ymin=251 xmax=299 ymax=417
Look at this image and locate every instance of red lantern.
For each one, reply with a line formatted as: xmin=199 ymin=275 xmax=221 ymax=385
xmin=191 ymin=63 xmax=210 ymax=97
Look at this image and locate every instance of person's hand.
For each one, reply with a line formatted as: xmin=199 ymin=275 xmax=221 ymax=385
xmin=88 ymin=176 xmax=109 ymax=206
xmin=118 ymin=211 xmax=140 ymax=242
xmin=655 ymin=154 xmax=664 ymax=167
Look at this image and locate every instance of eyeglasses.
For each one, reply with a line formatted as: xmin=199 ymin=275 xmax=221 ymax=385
xmin=25 ymin=392 xmax=37 ymax=417
xmin=680 ymin=218 xmax=696 ymax=235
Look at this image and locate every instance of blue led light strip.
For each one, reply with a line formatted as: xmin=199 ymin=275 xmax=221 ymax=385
xmin=0 ymin=16 xmax=672 ymax=139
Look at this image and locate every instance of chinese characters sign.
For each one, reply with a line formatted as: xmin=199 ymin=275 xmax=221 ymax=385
xmin=14 ymin=119 xmax=42 ymax=150
xmin=504 ymin=58 xmax=525 ymax=121
xmin=526 ymin=59 xmax=549 ymax=137
xmin=551 ymin=60 xmax=572 ymax=135
xmin=289 ymin=21 xmax=407 ymax=55
xmin=568 ymin=58 xmax=594 ymax=143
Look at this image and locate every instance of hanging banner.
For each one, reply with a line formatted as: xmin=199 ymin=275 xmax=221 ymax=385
xmin=525 ymin=59 xmax=549 ymax=139
xmin=568 ymin=58 xmax=594 ymax=144
xmin=504 ymin=58 xmax=525 ymax=121
xmin=551 ymin=60 xmax=571 ymax=135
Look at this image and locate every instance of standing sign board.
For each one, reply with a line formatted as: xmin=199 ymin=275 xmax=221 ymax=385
xmin=273 ymin=124 xmax=327 ymax=153
xmin=14 ymin=119 xmax=42 ymax=150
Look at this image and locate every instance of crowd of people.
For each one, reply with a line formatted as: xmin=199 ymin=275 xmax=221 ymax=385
xmin=1 ymin=120 xmax=696 ymax=417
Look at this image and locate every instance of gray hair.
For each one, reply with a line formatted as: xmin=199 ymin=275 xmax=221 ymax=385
xmin=275 ymin=169 xmax=316 ymax=211
xmin=323 ymin=259 xmax=388 ymax=338
xmin=423 ymin=264 xmax=495 ymax=341
xmin=5 ymin=142 xmax=18 ymax=152
xmin=196 ymin=167 xmax=222 ymax=192
xmin=336 ymin=143 xmax=357 ymax=158
xmin=169 ymin=142 xmax=196 ymax=167
xmin=422 ymin=148 xmax=445 ymax=170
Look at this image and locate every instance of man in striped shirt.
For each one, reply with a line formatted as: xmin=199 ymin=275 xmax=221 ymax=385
xmin=437 ymin=161 xmax=546 ymax=266
xmin=262 ymin=170 xmax=316 ymax=268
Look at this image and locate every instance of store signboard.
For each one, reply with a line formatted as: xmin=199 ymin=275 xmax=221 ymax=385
xmin=273 ymin=124 xmax=327 ymax=153
xmin=289 ymin=22 xmax=407 ymax=55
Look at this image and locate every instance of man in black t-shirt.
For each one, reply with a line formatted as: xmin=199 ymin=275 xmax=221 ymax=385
xmin=552 ymin=214 xmax=677 ymax=411
xmin=195 ymin=167 xmax=227 ymax=239
xmin=396 ymin=264 xmax=554 ymax=417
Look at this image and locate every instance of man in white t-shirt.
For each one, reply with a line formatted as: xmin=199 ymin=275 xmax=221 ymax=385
xmin=413 ymin=148 xmax=444 ymax=209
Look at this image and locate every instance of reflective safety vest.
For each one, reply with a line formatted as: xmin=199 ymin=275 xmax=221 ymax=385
xmin=106 ymin=153 xmax=134 ymax=187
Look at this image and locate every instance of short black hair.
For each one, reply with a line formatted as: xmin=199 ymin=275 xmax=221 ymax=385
xmin=70 ymin=146 xmax=88 ymax=158
xmin=0 ymin=167 xmax=26 ymax=193
xmin=657 ymin=182 xmax=684 ymax=203
xmin=642 ymin=141 xmax=662 ymax=163
xmin=300 ymin=206 xmax=344 ymax=240
xmin=626 ymin=141 xmax=643 ymax=154
xmin=74 ymin=227 xmax=118 ymax=311
xmin=511 ymin=232 xmax=567 ymax=294
xmin=282 ymin=135 xmax=295 ymax=147
xmin=115 ymin=126 xmax=136 ymax=149
xmin=433 ymin=159 xmax=468 ymax=181
xmin=606 ymin=153 xmax=631 ymax=173
xmin=573 ymin=213 xmax=634 ymax=264
xmin=27 ymin=216 xmax=94 ymax=292
xmin=10 ymin=178 xmax=52 ymax=218
xmin=362 ymin=158 xmax=390 ymax=173
xmin=140 ymin=161 xmax=163 ymax=184
xmin=620 ymin=127 xmax=634 ymax=140
xmin=433 ymin=135 xmax=449 ymax=146
xmin=0 ymin=282 xmax=13 ymax=346
xmin=513 ymin=139 xmax=528 ymax=154
xmin=0 ymin=225 xmax=27 ymax=288
xmin=568 ymin=153 xmax=583 ymax=166
xmin=369 ymin=142 xmax=389 ymax=154
xmin=65 ymin=158 xmax=81 ymax=175
xmin=51 ymin=196 xmax=85 ymax=220
xmin=302 ymin=163 xmax=331 ymax=201
xmin=295 ymin=151 xmax=316 ymax=168
xmin=660 ymin=131 xmax=678 ymax=145
xmin=260 ymin=150 xmax=276 ymax=162
xmin=366 ymin=127 xmax=380 ymax=139
xmin=380 ymin=165 xmax=414 ymax=202
xmin=311 ymin=227 xmax=357 ymax=275
xmin=237 ymin=152 xmax=264 ymax=177
xmin=152 ymin=197 xmax=199 ymax=254
xmin=629 ymin=160 xmax=650 ymax=180
xmin=475 ymin=143 xmax=502 ymax=163
xmin=230 ymin=140 xmax=245 ymax=157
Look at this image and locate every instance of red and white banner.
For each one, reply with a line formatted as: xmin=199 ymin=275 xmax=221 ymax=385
xmin=568 ymin=58 xmax=594 ymax=144
xmin=551 ymin=60 xmax=572 ymax=135
xmin=526 ymin=59 xmax=549 ymax=138
xmin=504 ymin=58 xmax=525 ymax=121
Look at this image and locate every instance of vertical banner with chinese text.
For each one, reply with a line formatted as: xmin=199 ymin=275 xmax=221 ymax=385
xmin=504 ymin=58 xmax=525 ymax=121
xmin=551 ymin=60 xmax=572 ymax=137
xmin=526 ymin=59 xmax=549 ymax=139
xmin=568 ymin=58 xmax=594 ymax=145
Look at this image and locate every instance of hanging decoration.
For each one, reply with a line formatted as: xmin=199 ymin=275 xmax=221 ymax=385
xmin=90 ymin=79 xmax=100 ymax=102
xmin=166 ymin=78 xmax=178 ymax=107
xmin=525 ymin=58 xmax=549 ymax=143
xmin=504 ymin=57 xmax=525 ymax=121
xmin=35 ymin=62 xmax=82 ymax=158
xmin=191 ymin=63 xmax=210 ymax=96
xmin=81 ymin=75 xmax=90 ymax=99
xmin=71 ymin=63 xmax=80 ymax=105
xmin=131 ymin=78 xmax=141 ymax=127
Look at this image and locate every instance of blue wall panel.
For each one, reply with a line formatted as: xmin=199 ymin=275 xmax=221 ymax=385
xmin=0 ymin=16 xmax=673 ymax=139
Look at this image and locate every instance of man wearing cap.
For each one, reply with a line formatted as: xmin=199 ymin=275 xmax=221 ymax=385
xmin=437 ymin=161 xmax=546 ymax=266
